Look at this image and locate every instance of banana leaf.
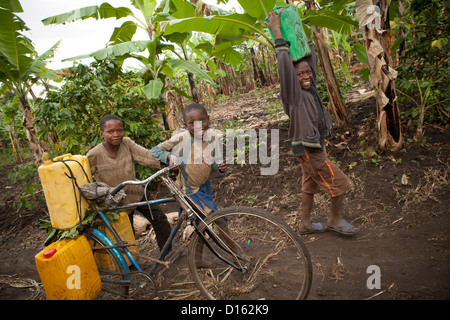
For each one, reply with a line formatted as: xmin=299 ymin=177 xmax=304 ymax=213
xmin=41 ymin=3 xmax=133 ymax=25
xmin=303 ymin=9 xmax=358 ymax=35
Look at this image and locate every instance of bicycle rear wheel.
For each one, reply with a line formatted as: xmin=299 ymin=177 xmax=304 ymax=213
xmin=188 ymin=206 xmax=312 ymax=300
xmin=90 ymin=233 xmax=130 ymax=298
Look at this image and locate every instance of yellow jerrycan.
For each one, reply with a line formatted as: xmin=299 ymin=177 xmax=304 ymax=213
xmin=38 ymin=154 xmax=92 ymax=230
xmin=92 ymin=212 xmax=139 ymax=270
xmin=35 ymin=235 xmax=102 ymax=300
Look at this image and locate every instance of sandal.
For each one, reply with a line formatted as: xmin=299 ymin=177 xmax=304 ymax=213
xmin=299 ymin=222 xmax=327 ymax=235
xmin=327 ymin=219 xmax=359 ymax=236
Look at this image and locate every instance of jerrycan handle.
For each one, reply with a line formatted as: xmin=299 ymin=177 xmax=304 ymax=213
xmin=52 ymin=154 xmax=73 ymax=162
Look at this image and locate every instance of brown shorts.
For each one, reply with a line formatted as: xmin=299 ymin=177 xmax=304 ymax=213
xmin=298 ymin=149 xmax=350 ymax=197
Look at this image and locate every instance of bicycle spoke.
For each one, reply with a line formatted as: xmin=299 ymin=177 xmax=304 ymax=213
xmin=188 ymin=207 xmax=312 ymax=300
xmin=89 ymin=234 xmax=131 ymax=299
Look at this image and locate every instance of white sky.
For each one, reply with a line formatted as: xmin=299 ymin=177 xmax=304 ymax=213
xmin=17 ymin=0 xmax=242 ymax=71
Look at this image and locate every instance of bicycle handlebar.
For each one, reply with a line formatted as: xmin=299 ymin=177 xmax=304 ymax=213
xmin=108 ymin=164 xmax=181 ymax=197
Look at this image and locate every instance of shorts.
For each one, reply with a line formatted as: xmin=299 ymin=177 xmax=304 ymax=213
xmin=298 ymin=149 xmax=350 ymax=197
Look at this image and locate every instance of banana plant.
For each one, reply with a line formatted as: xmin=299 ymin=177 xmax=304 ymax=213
xmin=42 ymin=0 xmax=217 ymax=104
xmin=0 ymin=0 xmax=60 ymax=165
xmin=160 ymin=0 xmax=357 ymax=55
xmin=303 ymin=0 xmax=357 ymax=35
xmin=1 ymin=96 xmax=24 ymax=163
xmin=356 ymin=0 xmax=403 ymax=151
xmin=159 ymin=0 xmax=277 ymax=53
xmin=154 ymin=0 xmax=217 ymax=102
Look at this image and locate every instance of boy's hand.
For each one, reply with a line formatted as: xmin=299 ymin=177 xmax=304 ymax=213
xmin=218 ymin=161 xmax=227 ymax=173
xmin=265 ymin=10 xmax=283 ymax=39
xmin=168 ymin=154 xmax=178 ymax=166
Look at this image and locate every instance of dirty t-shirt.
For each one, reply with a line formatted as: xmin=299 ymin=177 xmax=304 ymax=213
xmin=150 ymin=129 xmax=223 ymax=196
xmin=87 ymin=137 xmax=161 ymax=211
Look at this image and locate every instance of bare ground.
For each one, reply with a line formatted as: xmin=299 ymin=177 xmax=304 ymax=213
xmin=0 ymin=85 xmax=449 ymax=300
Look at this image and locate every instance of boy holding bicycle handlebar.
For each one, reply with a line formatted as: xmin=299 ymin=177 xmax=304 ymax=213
xmin=87 ymin=115 xmax=172 ymax=251
xmin=151 ymin=104 xmax=235 ymax=267
xmin=151 ymin=103 xmax=226 ymax=217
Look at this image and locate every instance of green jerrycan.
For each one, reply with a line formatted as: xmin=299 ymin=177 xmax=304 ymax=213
xmin=267 ymin=6 xmax=311 ymax=62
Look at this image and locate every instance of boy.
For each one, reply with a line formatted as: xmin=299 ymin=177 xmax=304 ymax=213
xmin=87 ymin=115 xmax=172 ymax=251
xmin=266 ymin=10 xmax=359 ymax=235
xmin=151 ymin=103 xmax=233 ymax=266
xmin=151 ymin=103 xmax=226 ymax=215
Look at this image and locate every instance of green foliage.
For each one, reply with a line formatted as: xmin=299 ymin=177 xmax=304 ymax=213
xmin=0 ymin=0 xmax=61 ymax=165
xmin=397 ymin=78 xmax=450 ymax=141
xmin=41 ymin=0 xmax=217 ymax=102
xmin=39 ymin=209 xmax=97 ymax=245
xmin=8 ymin=163 xmax=43 ymax=211
xmin=395 ymin=0 xmax=449 ymax=125
xmin=8 ymin=162 xmax=37 ymax=184
xmin=0 ymin=95 xmax=26 ymax=150
xmin=33 ymin=58 xmax=165 ymax=160
xmin=264 ymin=100 xmax=283 ymax=120
xmin=0 ymin=0 xmax=60 ymax=95
xmin=5 ymin=0 xmax=447 ymax=175
xmin=303 ymin=3 xmax=358 ymax=36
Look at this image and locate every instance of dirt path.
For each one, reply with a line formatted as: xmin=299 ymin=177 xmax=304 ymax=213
xmin=0 ymin=86 xmax=448 ymax=300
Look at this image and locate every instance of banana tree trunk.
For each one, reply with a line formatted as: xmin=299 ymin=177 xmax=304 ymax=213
xmin=356 ymin=0 xmax=402 ymax=151
xmin=250 ymin=47 xmax=268 ymax=87
xmin=311 ymin=26 xmax=349 ymax=126
xmin=19 ymin=95 xmax=48 ymax=166
xmin=305 ymin=1 xmax=349 ymax=126
xmin=187 ymin=71 xmax=199 ymax=103
xmin=162 ymin=77 xmax=185 ymax=130
xmin=9 ymin=130 xmax=23 ymax=163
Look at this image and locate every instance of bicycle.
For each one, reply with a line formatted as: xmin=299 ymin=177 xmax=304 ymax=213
xmin=82 ymin=164 xmax=312 ymax=300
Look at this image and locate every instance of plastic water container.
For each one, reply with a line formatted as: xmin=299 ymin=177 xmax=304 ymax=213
xmin=267 ymin=5 xmax=311 ymax=62
xmin=92 ymin=212 xmax=139 ymax=271
xmin=35 ymin=235 xmax=102 ymax=300
xmin=38 ymin=154 xmax=92 ymax=230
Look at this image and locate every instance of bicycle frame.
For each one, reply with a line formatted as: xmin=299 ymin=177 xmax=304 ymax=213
xmin=86 ymin=165 xmax=246 ymax=291
xmin=89 ymin=197 xmax=174 ymax=286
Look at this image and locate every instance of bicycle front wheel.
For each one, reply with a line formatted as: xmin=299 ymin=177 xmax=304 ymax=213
xmin=188 ymin=206 xmax=312 ymax=300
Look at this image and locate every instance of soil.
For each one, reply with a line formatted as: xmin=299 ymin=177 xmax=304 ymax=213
xmin=0 ymin=85 xmax=449 ymax=301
